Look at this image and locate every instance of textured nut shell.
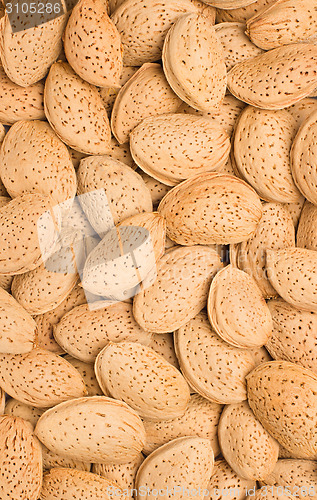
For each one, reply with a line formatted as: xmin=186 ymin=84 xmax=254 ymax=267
xmin=266 ymin=247 xmax=317 ymax=312
xmin=266 ymin=298 xmax=317 ymax=374
xmin=247 ymin=487 xmax=295 ymax=500
xmin=63 ymin=355 xmax=103 ymax=396
xmin=0 ymin=13 xmax=67 ymax=87
xmin=205 ymin=459 xmax=256 ymax=500
xmin=95 ymin=341 xmax=190 ymax=420
xmin=175 ymin=312 xmax=256 ymax=404
xmin=133 ymin=245 xmax=222 ymax=333
xmin=0 ymin=65 xmax=44 ymax=125
xmin=291 ymin=110 xmax=317 ymax=205
xmin=162 ymin=14 xmax=226 ymax=112
xmin=93 ymin=453 xmax=144 ymax=492
xmin=247 ymin=360 xmax=317 ymax=459
xmin=208 ymin=265 xmax=273 ymax=348
xmin=287 ymin=98 xmax=317 ymax=129
xmin=227 ymin=44 xmax=317 ymax=109
xmin=231 ymin=202 xmax=295 ymax=299
xmin=0 ymin=120 xmax=76 ymax=204
xmin=261 ymin=459 xmax=317 ymax=500
xmin=0 ymin=415 xmax=42 ymax=500
xmin=108 ymin=138 xmax=136 ymax=169
xmin=218 ymin=401 xmax=279 ymax=481
xmin=5 ymin=399 xmax=43 ymax=427
xmin=249 ymin=346 xmax=272 ymax=367
xmin=44 ymin=62 xmax=111 ymax=155
xmin=216 ymin=0 xmax=275 ymax=22
xmin=41 ymin=448 xmax=91 ymax=472
xmin=99 ymin=66 xmax=138 ymax=115
xmin=205 ymin=0 xmax=257 ymax=7
xmin=284 ymin=197 xmax=305 ymax=228
xmin=111 ymin=63 xmax=181 ymax=144
xmin=35 ymin=396 xmax=146 ymax=463
xmin=135 ymin=437 xmax=214 ymax=500
xmin=297 ymin=202 xmax=317 ymax=251
xmin=130 ymin=113 xmax=230 ymax=186
xmin=234 ymin=107 xmax=301 ymax=203
xmin=143 ymin=393 xmax=222 ymax=456
xmin=111 ymin=0 xmax=214 ymax=66
xmin=0 ymin=348 xmax=87 ymax=407
xmin=148 ymin=333 xmax=179 ymax=369
xmin=0 ymin=387 xmax=4 ymax=413
xmin=158 ymin=172 xmax=263 ymax=245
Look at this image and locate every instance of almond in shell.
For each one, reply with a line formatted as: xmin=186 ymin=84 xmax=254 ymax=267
xmin=207 ymin=0 xmax=257 ymax=7
xmin=93 ymin=453 xmax=144 ymax=494
xmin=287 ymin=98 xmax=317 ymax=129
xmin=99 ymin=66 xmax=139 ymax=115
xmin=297 ymin=201 xmax=317 ymax=251
xmin=205 ymin=459 xmax=256 ymax=500
xmin=148 ymin=332 xmax=179 ymax=369
xmin=261 ymin=459 xmax=317 ymax=500
xmin=216 ymin=0 xmax=275 ymax=23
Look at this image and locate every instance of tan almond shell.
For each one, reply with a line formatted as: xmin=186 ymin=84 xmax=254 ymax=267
xmin=0 ymin=12 xmax=67 ymax=87
xmin=215 ymin=22 xmax=263 ymax=71
xmin=266 ymin=247 xmax=317 ymax=312
xmin=99 ymin=66 xmax=139 ymax=115
xmin=208 ymin=265 xmax=273 ymax=349
xmin=283 ymin=197 xmax=305 ymax=228
xmin=0 ymin=120 xmax=76 ymax=204
xmin=231 ymin=202 xmax=296 ymax=299
xmin=175 ymin=311 xmax=256 ymax=404
xmin=205 ymin=459 xmax=256 ymax=500
xmin=143 ymin=393 xmax=222 ymax=456
xmin=158 ymin=172 xmax=263 ymax=245
xmin=109 ymin=0 xmax=124 ymax=12
xmin=247 ymin=360 xmax=317 ymax=459
xmin=205 ymin=0 xmax=257 ymax=8
xmin=287 ymin=98 xmax=317 ymax=129
xmin=44 ymin=62 xmax=111 ymax=155
xmin=247 ymin=487 xmax=295 ymax=500
xmin=0 ymin=193 xmax=58 ymax=275
xmin=0 ymin=387 xmax=4 ymax=413
xmin=227 ymin=44 xmax=317 ymax=109
xmin=41 ymin=468 xmax=125 ymax=500
xmin=41 ymin=448 xmax=91 ymax=473
xmin=0 ymin=348 xmax=87 ymax=407
xmin=5 ymin=399 xmax=44 ymax=427
xmin=261 ymin=459 xmax=317 ymax=500
xmin=111 ymin=0 xmax=215 ymax=66
xmin=0 ymin=65 xmax=45 ymax=125
xmin=93 ymin=453 xmax=144 ymax=492
xmin=148 ymin=333 xmax=179 ymax=369
xmin=218 ymin=401 xmax=279 ymax=481
xmin=111 ymin=63 xmax=181 ymax=144
xmin=291 ymin=109 xmax=317 ymax=205
xmin=133 ymin=245 xmax=222 ymax=333
xmin=234 ymin=107 xmax=301 ymax=203
xmin=130 ymin=113 xmax=230 ymax=186
xmin=95 ymin=341 xmax=190 ymax=420
xmin=63 ymin=355 xmax=103 ymax=397
xmin=35 ymin=396 xmax=146 ymax=463
xmin=0 ymin=415 xmax=42 ymax=500
xmin=249 ymin=346 xmax=272 ymax=367
xmin=297 ymin=201 xmax=317 ymax=251
xmin=54 ymin=302 xmax=152 ymax=363
xmin=162 ymin=13 xmax=226 ymax=113
xmin=108 ymin=138 xmax=136 ymax=169
xmin=135 ymin=437 xmax=214 ymax=500
xmin=266 ymin=298 xmax=317 ymax=374
xmin=246 ymin=0 xmax=317 ymax=51
xmin=216 ymin=0 xmax=275 ymax=22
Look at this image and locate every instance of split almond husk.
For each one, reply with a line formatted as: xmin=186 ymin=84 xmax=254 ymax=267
xmin=158 ymin=172 xmax=263 ymax=245
xmin=93 ymin=453 xmax=144 ymax=493
xmin=247 ymin=360 xmax=317 ymax=459
xmin=266 ymin=247 xmax=317 ymax=312
xmin=95 ymin=341 xmax=190 ymax=420
xmin=216 ymin=0 xmax=275 ymax=23
xmin=133 ymin=245 xmax=222 ymax=333
xmin=266 ymin=298 xmax=317 ymax=374
xmin=111 ymin=63 xmax=181 ymax=144
xmin=218 ymin=401 xmax=279 ymax=481
xmin=0 ymin=415 xmax=42 ymax=500
xmin=234 ymin=106 xmax=301 ymax=203
xmin=261 ymin=459 xmax=317 ymax=500
xmin=227 ymin=44 xmax=317 ymax=109
xmin=130 ymin=113 xmax=230 ymax=186
xmin=0 ymin=348 xmax=87 ymax=407
xmin=246 ymin=0 xmax=317 ymax=50
xmin=162 ymin=13 xmax=226 ymax=112
xmin=205 ymin=459 xmax=256 ymax=500
xmin=44 ymin=62 xmax=111 ymax=155
xmin=64 ymin=0 xmax=122 ymax=88
xmin=35 ymin=396 xmax=146 ymax=463
xmin=297 ymin=201 xmax=317 ymax=251
xmin=208 ymin=265 xmax=273 ymax=349
xmin=175 ymin=311 xmax=256 ymax=404
xmin=54 ymin=302 xmax=152 ymax=363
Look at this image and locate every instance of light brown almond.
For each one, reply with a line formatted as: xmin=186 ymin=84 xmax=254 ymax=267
xmin=297 ymin=201 xmax=317 ymax=251
xmin=261 ymin=459 xmax=317 ymax=500
xmin=205 ymin=459 xmax=256 ymax=500
xmin=93 ymin=453 xmax=144 ymax=494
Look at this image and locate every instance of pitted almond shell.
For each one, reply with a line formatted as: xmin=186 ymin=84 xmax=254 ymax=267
xmin=41 ymin=449 xmax=91 ymax=473
xmin=130 ymin=113 xmax=230 ymax=186
xmin=35 ymin=396 xmax=146 ymax=463
xmin=4 ymin=399 xmax=44 ymax=427
xmin=0 ymin=387 xmax=4 ymax=413
xmin=108 ymin=138 xmax=136 ymax=169
xmin=133 ymin=245 xmax=222 ymax=333
xmin=297 ymin=201 xmax=317 ymax=251
xmin=158 ymin=172 xmax=263 ymax=245
xmin=99 ymin=66 xmax=139 ymax=115
xmin=227 ymin=43 xmax=317 ymax=109
xmin=283 ymin=197 xmax=305 ymax=228
xmin=205 ymin=459 xmax=256 ymax=500
xmin=261 ymin=459 xmax=317 ymax=500
xmin=206 ymin=0 xmax=257 ymax=7
xmin=148 ymin=332 xmax=179 ymax=369
xmin=93 ymin=453 xmax=144 ymax=491
xmin=247 ymin=487 xmax=295 ymax=500
xmin=95 ymin=341 xmax=190 ymax=420
xmin=162 ymin=13 xmax=226 ymax=113
xmin=175 ymin=311 xmax=256 ymax=404
xmin=247 ymin=360 xmax=317 ymax=459
xmin=216 ymin=0 xmax=275 ymax=23
xmin=287 ymin=98 xmax=317 ymax=129
xmin=64 ymin=355 xmax=103 ymax=397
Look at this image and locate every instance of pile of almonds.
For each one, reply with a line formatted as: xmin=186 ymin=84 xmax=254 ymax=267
xmin=0 ymin=0 xmax=317 ymax=499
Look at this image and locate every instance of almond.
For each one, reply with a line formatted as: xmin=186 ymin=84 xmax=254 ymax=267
xmin=207 ymin=0 xmax=258 ymax=7
xmin=108 ymin=138 xmax=136 ymax=169
xmin=64 ymin=0 xmax=122 ymax=88
xmin=158 ymin=172 xmax=263 ymax=245
xmin=5 ymin=399 xmax=44 ymax=427
xmin=133 ymin=245 xmax=222 ymax=333
xmin=35 ymin=396 xmax=146 ymax=463
xmin=0 ymin=388 xmax=4 ymax=413
xmin=216 ymin=0 xmax=275 ymax=23
xmin=162 ymin=13 xmax=226 ymax=112
xmin=148 ymin=332 xmax=179 ymax=369
xmin=205 ymin=459 xmax=256 ymax=500
xmin=41 ymin=449 xmax=91 ymax=473
xmin=44 ymin=61 xmax=111 ymax=155
xmin=297 ymin=201 xmax=317 ymax=251
xmin=287 ymin=98 xmax=317 ymax=129
xmin=247 ymin=487 xmax=295 ymax=500
xmin=175 ymin=311 xmax=256 ymax=404
xmin=130 ymin=113 xmax=230 ymax=186
xmin=99 ymin=66 xmax=138 ymax=115
xmin=249 ymin=346 xmax=272 ymax=367
xmin=247 ymin=360 xmax=317 ymax=459
xmin=63 ymin=354 xmax=103 ymax=396
xmin=0 ymin=348 xmax=87 ymax=407
xmin=284 ymin=197 xmax=305 ymax=228
xmin=227 ymin=44 xmax=317 ymax=109
xmin=261 ymin=459 xmax=317 ymax=500
xmin=93 ymin=453 xmax=144 ymax=493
